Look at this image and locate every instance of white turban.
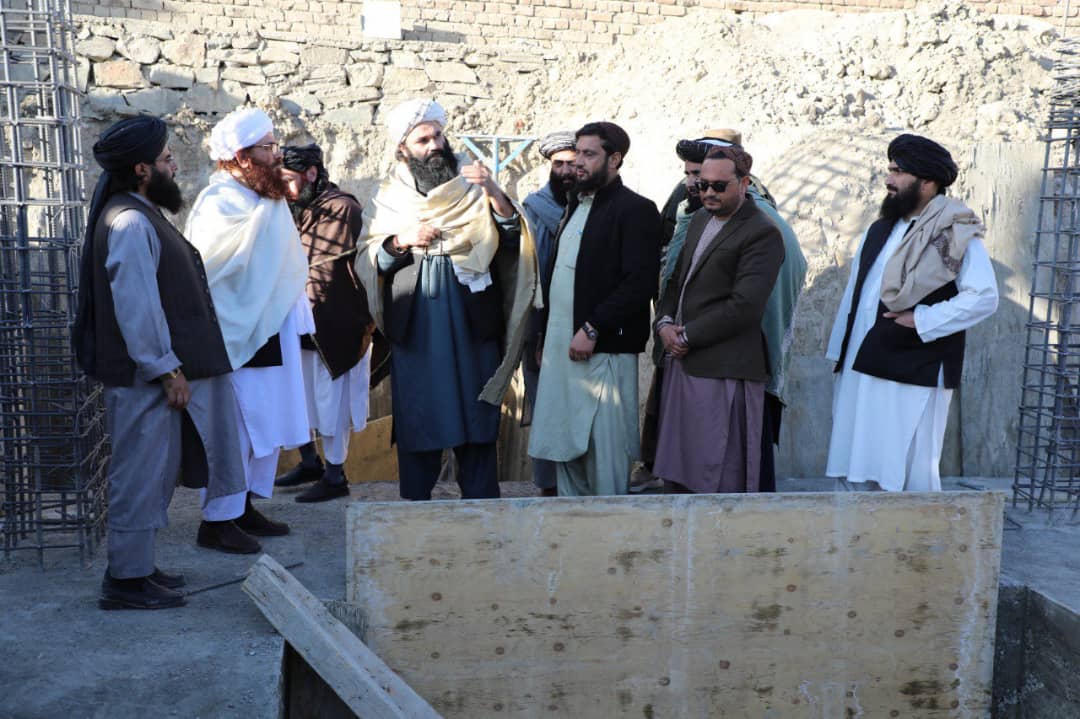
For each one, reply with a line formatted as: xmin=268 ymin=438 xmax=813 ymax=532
xmin=208 ymin=107 xmax=274 ymax=162
xmin=386 ymin=98 xmax=447 ymax=145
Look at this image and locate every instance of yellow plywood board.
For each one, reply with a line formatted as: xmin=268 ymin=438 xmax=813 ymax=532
xmin=278 ymin=415 xmax=398 ymax=484
xmin=346 ymin=492 xmax=1004 ymax=718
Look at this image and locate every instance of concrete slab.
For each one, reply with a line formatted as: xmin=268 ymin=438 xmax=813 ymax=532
xmin=347 ymin=492 xmax=1004 ymax=717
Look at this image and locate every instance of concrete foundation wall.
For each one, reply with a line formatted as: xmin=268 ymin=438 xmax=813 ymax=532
xmin=347 ymin=492 xmax=1004 ymax=717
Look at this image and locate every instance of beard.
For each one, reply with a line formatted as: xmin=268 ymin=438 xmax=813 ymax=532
xmin=879 ymin=181 xmax=923 ymax=222
xmin=575 ymin=164 xmax=609 ymax=193
xmin=685 ymin=191 xmax=703 ymax=213
xmin=406 ymin=141 xmax=460 ymax=195
xmin=549 ymin=169 xmax=575 ymax=206
xmin=239 ymin=156 xmax=288 ymax=200
xmin=288 ymin=180 xmax=319 ymax=221
xmin=145 ymin=166 xmax=184 ymax=214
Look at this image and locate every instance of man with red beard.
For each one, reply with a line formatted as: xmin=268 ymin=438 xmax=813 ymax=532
xmin=355 ymin=99 xmax=537 ymax=501
xmin=185 ymin=107 xmax=311 ymax=552
xmin=74 ymin=116 xmax=246 ymax=608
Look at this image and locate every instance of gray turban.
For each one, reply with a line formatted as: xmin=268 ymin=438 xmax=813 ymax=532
xmin=538 ymin=131 xmax=576 ymax=159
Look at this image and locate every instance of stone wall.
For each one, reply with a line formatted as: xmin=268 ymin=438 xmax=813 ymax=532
xmin=75 ymin=0 xmax=1068 ymax=49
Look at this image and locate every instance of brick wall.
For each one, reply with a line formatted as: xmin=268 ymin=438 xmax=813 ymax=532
xmin=73 ymin=0 xmax=1067 ymax=48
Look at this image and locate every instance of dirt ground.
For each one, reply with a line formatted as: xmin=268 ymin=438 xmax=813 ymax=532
xmin=0 ymin=478 xmax=539 ymax=719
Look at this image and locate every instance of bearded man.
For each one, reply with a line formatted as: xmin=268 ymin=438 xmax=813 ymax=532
xmin=528 ymin=122 xmax=661 ymax=496
xmin=354 ymin=99 xmax=537 ymax=501
xmin=184 ymin=107 xmax=311 ymax=551
xmin=520 ymin=130 xmax=576 ymax=497
xmin=274 ymin=143 xmax=374 ymax=503
xmin=826 ymin=134 xmax=998 ymax=491
xmin=73 ymin=116 xmax=244 ymax=609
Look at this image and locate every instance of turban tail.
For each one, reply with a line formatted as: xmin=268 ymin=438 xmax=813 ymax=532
xmin=73 ymin=116 xmax=168 ymax=375
xmin=887 ymin=133 xmax=958 ymax=189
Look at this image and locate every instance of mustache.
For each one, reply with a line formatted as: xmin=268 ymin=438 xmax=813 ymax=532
xmin=886 ymin=184 xmax=898 ymax=193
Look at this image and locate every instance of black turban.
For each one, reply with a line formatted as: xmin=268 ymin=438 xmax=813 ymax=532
xmin=577 ymin=121 xmax=630 ymax=157
xmin=887 ymin=133 xmax=958 ymax=189
xmin=676 ymin=137 xmax=740 ymax=163
xmin=282 ymin=143 xmax=324 ymax=173
xmin=73 ymin=116 xmax=169 ymax=375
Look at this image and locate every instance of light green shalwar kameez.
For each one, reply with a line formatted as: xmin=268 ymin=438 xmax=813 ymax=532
xmin=527 ymin=195 xmax=640 ymax=496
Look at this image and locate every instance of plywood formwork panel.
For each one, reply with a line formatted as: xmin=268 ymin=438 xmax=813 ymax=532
xmin=346 ymin=492 xmax=1004 ymax=718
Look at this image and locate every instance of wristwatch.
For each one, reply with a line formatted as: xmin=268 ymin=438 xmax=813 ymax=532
xmin=159 ymin=367 xmax=181 ymax=382
xmin=581 ymin=323 xmax=598 ymax=341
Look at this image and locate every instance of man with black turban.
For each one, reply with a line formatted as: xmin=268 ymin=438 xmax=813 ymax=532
xmin=520 ymin=130 xmax=576 ymax=497
xmin=825 ymin=133 xmax=999 ymax=492
xmin=74 ymin=115 xmax=244 ymax=609
xmin=528 ymin=121 xmax=661 ymax=496
xmin=273 ymin=143 xmax=375 ymax=503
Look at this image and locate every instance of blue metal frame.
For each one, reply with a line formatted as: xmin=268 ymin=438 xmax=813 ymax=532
xmin=456 ymin=134 xmax=537 ymax=184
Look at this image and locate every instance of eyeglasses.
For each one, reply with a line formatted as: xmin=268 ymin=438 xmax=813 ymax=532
xmin=250 ymin=142 xmax=281 ymax=154
xmin=696 ymin=179 xmax=730 ymax=194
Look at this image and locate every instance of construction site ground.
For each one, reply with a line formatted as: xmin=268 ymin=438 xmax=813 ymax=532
xmin=0 ymin=476 xmax=1075 ymax=719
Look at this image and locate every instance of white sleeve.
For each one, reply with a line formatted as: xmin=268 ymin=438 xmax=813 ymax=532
xmin=913 ymin=238 xmax=999 ymax=343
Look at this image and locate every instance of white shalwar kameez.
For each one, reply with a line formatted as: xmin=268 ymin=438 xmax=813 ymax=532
xmin=185 ymin=170 xmax=311 ymax=520
xmin=298 ymin=347 xmax=370 ymax=465
xmin=825 ymin=217 xmax=998 ymax=491
xmin=201 ymin=295 xmax=314 ymax=520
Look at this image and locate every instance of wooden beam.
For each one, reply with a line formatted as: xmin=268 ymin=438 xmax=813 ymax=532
xmin=243 ymin=554 xmax=440 ymax=719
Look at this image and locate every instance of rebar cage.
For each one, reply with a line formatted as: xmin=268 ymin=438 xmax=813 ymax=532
xmin=0 ymin=0 xmax=107 ymax=564
xmin=1014 ymin=37 xmax=1080 ymax=518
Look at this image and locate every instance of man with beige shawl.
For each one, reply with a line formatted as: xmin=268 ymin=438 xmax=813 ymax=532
xmin=825 ymin=134 xmax=998 ymax=492
xmin=355 ymin=99 xmax=537 ymax=500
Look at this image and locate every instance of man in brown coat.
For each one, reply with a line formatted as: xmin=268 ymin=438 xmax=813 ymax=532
xmin=652 ymin=145 xmax=784 ymax=493
xmin=275 ymin=144 xmax=375 ymax=502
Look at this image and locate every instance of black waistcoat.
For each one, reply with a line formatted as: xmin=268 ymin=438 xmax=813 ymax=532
xmin=89 ymin=194 xmax=232 ymax=386
xmin=835 ymin=217 xmax=965 ymax=389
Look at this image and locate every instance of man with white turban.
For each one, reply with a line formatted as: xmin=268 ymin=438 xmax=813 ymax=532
xmin=520 ymin=131 xmax=576 ymax=496
xmin=184 ymin=107 xmax=312 ymax=552
xmin=355 ymin=98 xmax=538 ymax=500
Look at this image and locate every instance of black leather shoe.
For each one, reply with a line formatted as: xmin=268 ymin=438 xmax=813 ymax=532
xmin=99 ymin=572 xmax=186 ymax=610
xmin=149 ymin=567 xmax=186 ymax=589
xmin=274 ymin=462 xmax=324 ymax=488
xmin=196 ymin=520 xmax=261 ymax=554
xmin=235 ymin=501 xmax=290 ymax=537
xmin=296 ymin=478 xmax=350 ymax=503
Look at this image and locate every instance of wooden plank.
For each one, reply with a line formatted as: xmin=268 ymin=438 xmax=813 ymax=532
xmin=242 ymin=554 xmax=440 ymax=719
xmin=347 ymin=492 xmax=1005 ymax=718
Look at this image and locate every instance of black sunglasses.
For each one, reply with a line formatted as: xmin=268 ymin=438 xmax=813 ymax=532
xmin=696 ymin=179 xmax=730 ymax=194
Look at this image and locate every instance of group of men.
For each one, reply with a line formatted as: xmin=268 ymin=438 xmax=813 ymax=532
xmin=75 ymin=94 xmax=998 ymax=611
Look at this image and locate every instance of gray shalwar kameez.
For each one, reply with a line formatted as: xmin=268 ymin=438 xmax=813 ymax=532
xmin=104 ymin=197 xmax=244 ymax=578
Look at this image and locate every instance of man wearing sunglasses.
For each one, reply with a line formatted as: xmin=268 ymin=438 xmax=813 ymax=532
xmin=651 ymin=145 xmax=785 ymax=494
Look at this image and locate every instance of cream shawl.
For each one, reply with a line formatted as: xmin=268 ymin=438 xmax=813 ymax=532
xmin=355 ymin=164 xmax=540 ymax=405
xmin=880 ymin=194 xmax=984 ymax=312
xmin=185 ymin=171 xmax=308 ymax=369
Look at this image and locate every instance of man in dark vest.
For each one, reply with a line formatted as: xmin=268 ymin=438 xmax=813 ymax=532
xmin=73 ymin=116 xmax=245 ymax=609
xmin=275 ymin=144 xmax=375 ymax=502
xmin=825 ymin=134 xmax=998 ymax=491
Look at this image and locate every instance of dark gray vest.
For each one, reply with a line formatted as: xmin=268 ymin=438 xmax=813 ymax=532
xmin=835 ymin=217 xmax=965 ymax=389
xmin=90 ymin=194 xmax=232 ymax=386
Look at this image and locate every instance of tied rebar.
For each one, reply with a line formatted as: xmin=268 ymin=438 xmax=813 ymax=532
xmin=0 ymin=0 xmax=107 ymax=564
